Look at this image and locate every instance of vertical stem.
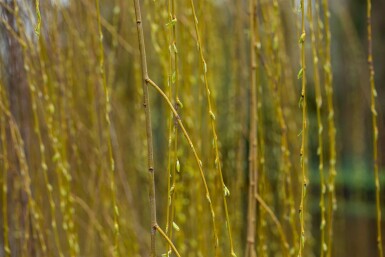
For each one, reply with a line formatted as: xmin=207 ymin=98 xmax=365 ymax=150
xmin=367 ymin=1 xmax=384 ymax=256
xmin=322 ymin=0 xmax=337 ymax=255
xmin=0 ymin=84 xmax=11 ymax=257
xmin=146 ymin=78 xmax=218 ymax=254
xmin=12 ymin=1 xmax=64 ymax=255
xmin=298 ymin=0 xmax=307 ymax=256
xmin=246 ymin=0 xmax=257 ymax=256
xmin=233 ymin=1 xmax=247 ymax=251
xmin=308 ymin=1 xmax=326 ymax=256
xmin=188 ymin=0 xmax=221 ymax=252
xmin=165 ymin=0 xmax=179 ymax=252
xmin=95 ymin=0 xmax=120 ymax=255
xmin=132 ymin=1 xmax=157 ymax=256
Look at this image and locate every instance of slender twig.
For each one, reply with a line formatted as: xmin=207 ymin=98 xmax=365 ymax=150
xmin=319 ymin=0 xmax=337 ymax=256
xmin=165 ymin=0 xmax=179 ymax=251
xmin=132 ymin=1 xmax=158 ymax=256
xmin=146 ymin=78 xmax=218 ymax=225
xmin=246 ymin=0 xmax=257 ymax=257
xmin=155 ymin=225 xmax=182 ymax=257
xmin=0 ymin=83 xmax=11 ymax=257
xmin=79 ymin=0 xmax=134 ymax=54
xmin=255 ymin=194 xmax=289 ymax=257
xmin=188 ymin=0 xmax=228 ymax=252
xmin=12 ymin=2 xmax=64 ymax=255
xmin=133 ymin=0 xmax=219 ymax=252
xmin=308 ymin=1 xmax=327 ymax=256
xmin=95 ymin=0 xmax=120 ymax=255
xmin=367 ymin=1 xmax=384 ymax=256
xmin=298 ymin=0 xmax=308 ymax=255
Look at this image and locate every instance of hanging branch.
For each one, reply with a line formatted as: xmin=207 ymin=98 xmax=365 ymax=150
xmin=132 ymin=0 xmax=158 ymax=256
xmin=165 ymin=0 xmax=179 ymax=251
xmin=132 ymin=1 xmax=216 ymax=255
xmin=188 ymin=0 xmax=235 ymax=254
xmin=367 ymin=1 xmax=384 ymax=256
xmin=298 ymin=0 xmax=308 ymax=255
xmin=245 ymin=0 xmax=257 ymax=256
xmin=308 ymin=1 xmax=327 ymax=256
xmin=322 ymin=0 xmax=337 ymax=256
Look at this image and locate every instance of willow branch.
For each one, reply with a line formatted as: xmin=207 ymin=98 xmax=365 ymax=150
xmin=255 ymin=194 xmax=289 ymax=257
xmin=246 ymin=0 xmax=257 ymax=257
xmin=321 ymin=0 xmax=337 ymax=255
xmin=132 ymin=1 xmax=158 ymax=256
xmin=146 ymin=79 xmax=218 ymax=230
xmin=155 ymin=225 xmax=181 ymax=257
xmin=298 ymin=0 xmax=308 ymax=255
xmin=367 ymin=1 xmax=384 ymax=256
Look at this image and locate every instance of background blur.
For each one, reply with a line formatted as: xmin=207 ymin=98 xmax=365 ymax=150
xmin=0 ymin=0 xmax=384 ymax=256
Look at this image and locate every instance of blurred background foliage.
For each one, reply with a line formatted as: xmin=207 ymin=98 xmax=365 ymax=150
xmin=0 ymin=0 xmax=384 ymax=256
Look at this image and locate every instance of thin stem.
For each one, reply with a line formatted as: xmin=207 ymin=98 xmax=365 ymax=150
xmin=246 ymin=0 xmax=257 ymax=257
xmin=146 ymin=79 xmax=218 ymax=239
xmin=298 ymin=0 xmax=307 ymax=255
xmin=322 ymin=0 xmax=337 ymax=255
xmin=0 ymin=83 xmax=11 ymax=257
xmin=367 ymin=1 xmax=384 ymax=256
xmin=165 ymin=0 xmax=179 ymax=251
xmin=132 ymin=1 xmax=158 ymax=256
xmin=95 ymin=0 xmax=120 ymax=255
xmin=188 ymin=0 xmax=228 ymax=252
xmin=155 ymin=225 xmax=182 ymax=257
xmin=12 ymin=1 xmax=63 ymax=254
xmin=255 ymin=194 xmax=289 ymax=257
xmin=308 ymin=1 xmax=326 ymax=256
xmin=79 ymin=0 xmax=134 ymax=54
xmin=133 ymin=0 xmax=218 ymax=252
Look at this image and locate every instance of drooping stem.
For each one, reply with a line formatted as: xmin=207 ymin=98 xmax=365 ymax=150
xmin=188 ymin=0 xmax=227 ymax=252
xmin=132 ymin=1 xmax=220 ymax=253
xmin=0 ymin=83 xmax=11 ymax=257
xmin=95 ymin=0 xmax=120 ymax=255
xmin=298 ymin=0 xmax=307 ymax=255
xmin=146 ymin=78 xmax=218 ymax=231
xmin=308 ymin=2 xmax=326 ymax=256
xmin=322 ymin=0 xmax=337 ymax=254
xmin=367 ymin=1 xmax=384 ymax=256
xmin=255 ymin=194 xmax=289 ymax=257
xmin=132 ymin=1 xmax=158 ymax=256
xmin=155 ymin=225 xmax=181 ymax=257
xmin=12 ymin=1 xmax=64 ymax=255
xmin=165 ymin=0 xmax=179 ymax=251
xmin=246 ymin=0 xmax=257 ymax=256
